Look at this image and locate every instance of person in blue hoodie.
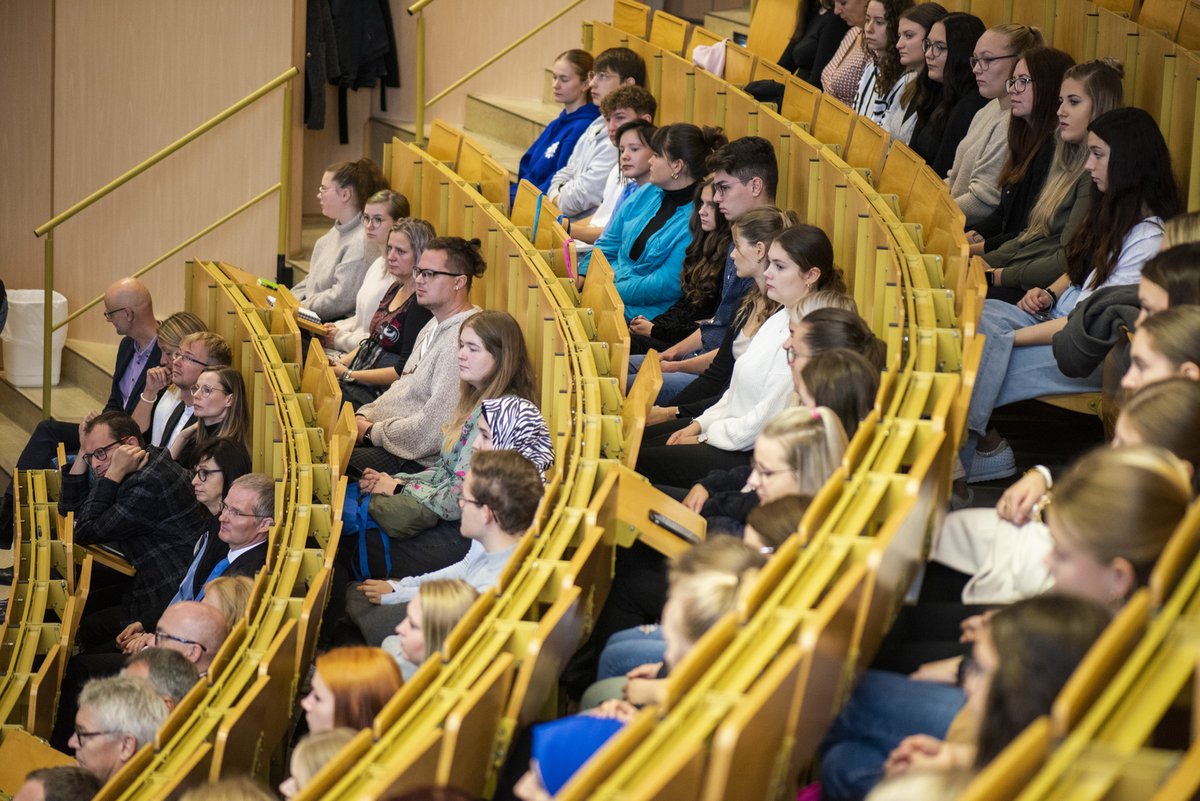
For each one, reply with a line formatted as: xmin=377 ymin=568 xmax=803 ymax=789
xmin=580 ymin=124 xmax=729 ymax=321
xmin=510 ymin=50 xmax=599 ymax=205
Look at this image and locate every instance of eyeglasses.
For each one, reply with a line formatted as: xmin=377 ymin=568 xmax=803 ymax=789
xmin=1006 ymin=75 xmax=1033 ymax=93
xmin=74 ymin=727 xmax=120 ymax=743
xmin=82 ymin=440 xmax=122 ymax=466
xmin=922 ymin=39 xmax=948 ymax=55
xmin=190 ymin=383 xmax=228 ymax=398
xmin=102 ymin=306 xmax=130 ymax=321
xmin=711 ymin=178 xmax=748 ymax=198
xmin=193 ymin=467 xmax=223 ymax=482
xmin=414 ymin=267 xmax=462 ymax=281
xmin=218 ymin=500 xmax=270 ymax=519
xmin=458 ymin=494 xmax=486 ymax=507
xmin=172 ymin=351 xmax=211 ymax=368
xmin=750 ymin=460 xmax=795 ymax=480
xmin=586 ymin=70 xmax=617 ymax=82
xmin=969 ymin=53 xmax=1017 ymax=71
xmin=364 ymin=214 xmax=391 ymax=228
xmin=153 ymin=629 xmax=207 ymax=652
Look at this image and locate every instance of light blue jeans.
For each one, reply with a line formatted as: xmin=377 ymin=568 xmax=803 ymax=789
xmin=628 ymin=354 xmax=700 ymax=405
xmin=964 ymin=290 xmax=1101 ymax=455
xmin=597 ymin=625 xmax=664 ymax=679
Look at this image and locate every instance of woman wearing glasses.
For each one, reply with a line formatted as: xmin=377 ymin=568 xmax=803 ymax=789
xmin=130 ymin=313 xmax=207 ymax=446
xmin=169 ymin=366 xmax=250 ymax=470
xmin=330 ymin=218 xmax=436 ymax=409
xmin=880 ymin=3 xmax=947 ymax=145
xmin=189 ymin=437 xmax=253 ymax=519
xmin=908 ymin=12 xmax=986 ymax=177
xmin=134 ymin=330 xmax=232 ymax=452
xmin=319 ymin=189 xmax=411 ymax=356
xmin=966 ymin=47 xmax=1075 ymax=255
xmin=945 ymin=24 xmax=1043 ymax=225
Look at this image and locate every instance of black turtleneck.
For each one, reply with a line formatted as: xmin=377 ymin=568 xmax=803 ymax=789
xmin=629 ymin=183 xmax=697 ymax=262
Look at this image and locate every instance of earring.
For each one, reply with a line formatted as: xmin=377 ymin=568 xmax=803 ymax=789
xmin=671 ymin=171 xmax=679 ymax=179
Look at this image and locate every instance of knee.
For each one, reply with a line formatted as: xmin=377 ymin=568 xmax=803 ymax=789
xmin=819 ymin=741 xmax=887 ymax=801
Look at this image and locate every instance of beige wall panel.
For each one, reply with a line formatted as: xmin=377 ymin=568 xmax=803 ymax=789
xmin=302 ymin=84 xmax=375 ymax=217
xmin=52 ymin=0 xmax=298 ymax=341
xmin=0 ymin=3 xmax=55 ymax=294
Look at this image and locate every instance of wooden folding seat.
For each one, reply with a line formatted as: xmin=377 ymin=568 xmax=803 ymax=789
xmin=0 ymin=729 xmax=74 ymax=794
xmin=620 ymin=349 xmax=662 ymax=469
xmin=457 ymin=135 xmax=489 ymax=185
xmin=958 ymin=716 xmax=1053 ymax=801
xmin=295 ymin=565 xmax=331 ymax=678
xmin=659 ymin=51 xmax=695 ymax=125
xmin=756 ymin=106 xmax=795 ymax=209
xmin=426 ymin=119 xmax=464 ymax=169
xmin=875 ymin=139 xmax=924 ymax=215
xmin=1147 ymin=734 xmax=1200 ymax=801
xmin=1176 ymin=0 xmax=1200 ymax=48
xmin=1096 ymin=10 xmax=1140 ymax=107
xmin=843 ymin=114 xmax=889 ymax=182
xmin=649 ymin=10 xmax=688 ymax=55
xmin=686 ymin=26 xmax=724 ymax=61
xmin=811 ymin=94 xmax=855 ymax=154
xmin=357 ymin=727 xmax=447 ymax=800
xmin=1150 ymin=499 xmax=1200 ymax=607
xmin=437 ymin=652 xmax=516 ymax=796
xmin=693 ymin=67 xmax=727 ymax=130
xmin=613 ymin=0 xmax=651 ymax=37
xmin=746 ymin=0 xmax=802 ymax=64
xmin=750 ymin=56 xmax=791 ymax=86
xmin=1051 ymin=589 xmax=1151 ymax=735
xmin=723 ymin=85 xmax=759 ymax=140
xmin=206 ymin=618 xmax=248 ymax=686
xmin=723 ymin=41 xmax=757 ymax=86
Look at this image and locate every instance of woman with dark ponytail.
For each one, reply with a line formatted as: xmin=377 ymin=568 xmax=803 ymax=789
xmin=580 ymin=124 xmax=728 ymax=321
xmin=294 ymin=157 xmax=388 ymax=321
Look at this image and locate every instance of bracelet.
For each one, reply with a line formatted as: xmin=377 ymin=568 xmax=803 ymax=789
xmin=139 ymin=393 xmax=156 ymax=404
xmin=1027 ymin=464 xmax=1053 ymax=489
xmin=345 ymin=370 xmax=354 ymax=383
xmin=1044 ymin=287 xmax=1058 ymax=306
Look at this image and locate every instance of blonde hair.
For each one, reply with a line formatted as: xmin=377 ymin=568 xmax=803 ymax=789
xmin=180 ymin=778 xmax=275 ymax=801
xmin=668 ymin=534 xmax=767 ymax=585
xmin=1049 ymin=446 xmax=1192 ymax=592
xmin=1163 ymin=210 xmax=1200 ymax=247
xmin=1020 ymin=59 xmax=1124 ymax=242
xmin=670 ymin=567 xmax=760 ymax=645
xmin=158 ymin=312 xmax=207 ymax=351
xmin=989 ymin=23 xmax=1043 ymax=54
xmin=732 ymin=207 xmax=796 ymax=337
xmin=419 ymin=579 xmax=480 ymax=660
xmin=289 ymin=728 xmax=357 ymax=791
xmin=202 ymin=575 xmax=254 ymax=626
xmin=788 ymin=290 xmax=859 ymax=324
xmin=759 ymin=406 xmax=849 ymax=494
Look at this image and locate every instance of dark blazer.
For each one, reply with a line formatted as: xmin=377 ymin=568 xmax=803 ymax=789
xmin=105 ymin=336 xmax=162 ymax=415
xmin=60 ymin=445 xmax=211 ymax=625
xmin=180 ymin=524 xmax=269 ymax=602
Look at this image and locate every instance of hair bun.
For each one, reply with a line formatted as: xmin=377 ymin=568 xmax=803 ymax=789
xmin=1096 ymin=56 xmax=1125 ymax=78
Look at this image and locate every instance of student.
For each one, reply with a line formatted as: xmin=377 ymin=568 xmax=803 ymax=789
xmin=169 ymin=366 xmax=251 ymax=469
xmin=883 ymin=595 xmax=1111 ymax=779
xmin=882 ymin=3 xmax=948 ymax=144
xmin=329 ymin=218 xmax=437 ymax=407
xmin=1121 ymin=306 xmax=1200 ymax=393
xmin=349 ymin=450 xmax=545 ymax=645
xmin=968 ymin=47 xmax=1076 ymax=253
xmin=294 ymin=158 xmax=387 ymax=321
xmin=909 ymin=12 xmax=986 ymax=177
xmin=821 ymin=0 xmax=873 ymax=105
xmin=1135 ymin=241 xmax=1200 ymax=323
xmin=381 ymin=579 xmax=480 ymax=679
xmin=582 ymin=124 xmax=728 ymax=321
xmin=564 ymin=87 xmax=657 ymax=251
xmin=743 ymin=494 xmax=812 ymax=553
xmin=279 ymin=728 xmax=357 ymax=800
xmin=785 ymin=306 xmax=889 ymax=376
xmin=627 ymin=178 xmax=731 ymax=354
xmin=983 ymin=59 xmax=1124 ymax=298
xmin=352 ymin=237 xmax=486 ymax=476
xmin=946 ymin=24 xmax=1042 ymax=226
xmin=855 ymin=0 xmax=915 ymax=125
xmin=796 ymin=347 xmax=883 ymax=437
xmin=300 ymin=646 xmax=403 ymax=732
xmin=512 ymin=49 xmax=598 ymax=204
xmin=321 ymin=189 xmax=411 ymax=354
xmin=355 ymin=311 xmax=545 ymax=541
xmin=964 ymin=107 xmax=1181 ymax=482
xmin=645 ymin=137 xmax=781 ymax=402
xmin=548 ymin=47 xmax=645 ymax=219
xmin=130 ymin=312 xmax=209 ymax=449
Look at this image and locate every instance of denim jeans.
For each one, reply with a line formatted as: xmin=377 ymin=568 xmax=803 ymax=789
xmin=819 ymin=670 xmax=966 ymax=801
xmin=965 ymin=290 xmax=1102 ymax=442
xmin=597 ymin=625 xmax=664 ymax=679
xmin=628 ymin=354 xmax=701 ymax=404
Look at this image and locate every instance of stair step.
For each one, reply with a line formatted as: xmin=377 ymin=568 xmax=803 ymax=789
xmin=370 ymin=118 xmax=525 ymax=181
xmin=704 ymin=8 xmax=751 ymax=41
xmin=0 ymin=408 xmax=26 ymax=481
xmin=464 ymin=95 xmax=562 ymax=151
xmin=0 ymin=373 xmax=106 ymax=433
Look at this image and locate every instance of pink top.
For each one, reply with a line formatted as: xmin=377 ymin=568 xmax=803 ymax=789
xmin=821 ymin=27 xmax=871 ymax=106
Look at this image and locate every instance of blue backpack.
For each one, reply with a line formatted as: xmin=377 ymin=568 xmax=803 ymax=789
xmin=341 ymin=484 xmax=392 ymax=581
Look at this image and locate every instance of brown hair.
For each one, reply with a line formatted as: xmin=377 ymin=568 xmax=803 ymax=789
xmin=796 ymin=308 xmax=888 ymax=370
xmin=366 ymin=188 xmax=411 ymax=221
xmin=327 ymin=158 xmax=387 ymax=213
xmin=467 ymin=449 xmax=545 ymax=534
xmin=445 ymin=311 xmax=537 ymax=448
xmin=800 ymin=348 xmax=881 ymax=437
xmin=1140 ymin=244 xmax=1200 ymax=307
xmin=772 ymin=225 xmax=846 ymax=294
xmin=745 ymin=495 xmax=813 ymax=551
xmin=1119 ymin=379 xmax=1200 ymax=491
xmin=313 ymin=647 xmax=404 ymax=729
xmin=1137 ymin=306 xmax=1200 ymax=372
xmin=732 ymin=207 xmax=796 ymax=336
xmin=196 ymin=367 xmax=250 ymax=452
xmin=593 ymin=47 xmax=646 ymax=86
xmin=679 ymin=178 xmax=733 ymax=308
xmin=998 ymin=47 xmax=1075 ymax=187
xmin=424 ymin=236 xmax=488 ymax=290
xmin=556 ymin=48 xmax=594 ymax=82
xmin=601 ymin=85 xmax=657 ymax=119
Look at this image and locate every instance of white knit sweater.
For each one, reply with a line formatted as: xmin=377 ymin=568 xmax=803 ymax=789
xmin=946 ymin=99 xmax=1012 ymax=228
xmin=292 ymin=213 xmax=373 ymax=321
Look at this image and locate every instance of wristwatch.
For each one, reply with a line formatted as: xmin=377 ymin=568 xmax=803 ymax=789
xmin=363 ymin=424 xmax=375 ymax=446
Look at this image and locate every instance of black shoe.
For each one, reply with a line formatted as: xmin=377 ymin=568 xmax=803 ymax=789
xmin=0 ymin=567 xmax=13 ymax=585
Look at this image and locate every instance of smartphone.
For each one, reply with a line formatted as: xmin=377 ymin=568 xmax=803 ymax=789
xmin=648 ymin=511 xmax=701 ymax=544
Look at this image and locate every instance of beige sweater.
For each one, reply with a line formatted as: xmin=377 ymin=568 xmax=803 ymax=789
xmin=292 ymin=213 xmax=372 ymax=321
xmin=946 ymin=99 xmax=1012 ymax=228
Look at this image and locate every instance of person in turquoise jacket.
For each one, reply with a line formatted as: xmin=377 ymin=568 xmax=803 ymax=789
xmin=510 ymin=50 xmax=599 ymax=205
xmin=580 ymin=123 xmax=730 ymax=320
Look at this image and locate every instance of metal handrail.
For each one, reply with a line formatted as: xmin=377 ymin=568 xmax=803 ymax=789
xmin=32 ymin=67 xmax=298 ymax=419
xmin=406 ymin=0 xmax=585 ymax=146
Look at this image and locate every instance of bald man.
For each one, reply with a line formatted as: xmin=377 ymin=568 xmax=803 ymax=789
xmin=1 ymin=277 xmax=160 ymax=555
xmin=150 ymin=601 xmax=230 ymax=676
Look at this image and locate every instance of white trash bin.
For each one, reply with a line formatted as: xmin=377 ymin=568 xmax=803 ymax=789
xmin=1 ymin=290 xmax=69 ymax=387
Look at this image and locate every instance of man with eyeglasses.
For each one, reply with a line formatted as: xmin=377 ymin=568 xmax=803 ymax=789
xmin=349 ymin=449 xmax=545 ymax=646
xmin=68 ymin=675 xmax=167 ymax=783
xmin=141 ymin=601 xmax=228 ymax=676
xmin=0 ymin=277 xmax=160 ymax=554
xmin=350 ymin=237 xmax=484 ymax=477
xmin=59 ymin=411 xmax=211 ymax=652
